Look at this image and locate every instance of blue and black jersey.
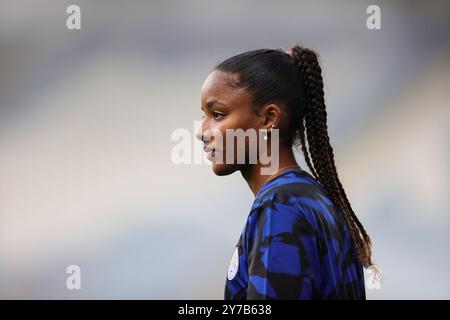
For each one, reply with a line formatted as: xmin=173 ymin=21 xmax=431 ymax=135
xmin=224 ymin=167 xmax=366 ymax=300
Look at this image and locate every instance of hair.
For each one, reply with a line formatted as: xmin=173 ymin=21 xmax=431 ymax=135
xmin=214 ymin=44 xmax=373 ymax=268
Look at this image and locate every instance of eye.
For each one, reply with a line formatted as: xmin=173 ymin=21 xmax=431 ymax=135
xmin=213 ymin=111 xmax=225 ymax=120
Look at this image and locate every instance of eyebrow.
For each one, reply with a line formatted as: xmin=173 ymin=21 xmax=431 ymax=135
xmin=201 ymin=99 xmax=227 ymax=111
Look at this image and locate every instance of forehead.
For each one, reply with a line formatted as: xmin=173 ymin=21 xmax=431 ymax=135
xmin=200 ymin=70 xmax=252 ymax=108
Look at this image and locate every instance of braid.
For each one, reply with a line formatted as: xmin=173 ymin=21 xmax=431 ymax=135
xmin=298 ymin=117 xmax=318 ymax=179
xmin=288 ymin=44 xmax=373 ymax=268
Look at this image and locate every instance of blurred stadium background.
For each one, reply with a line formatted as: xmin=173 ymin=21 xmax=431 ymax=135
xmin=0 ymin=0 xmax=449 ymax=299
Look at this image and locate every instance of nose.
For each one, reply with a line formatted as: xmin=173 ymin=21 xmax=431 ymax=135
xmin=196 ymin=121 xmax=214 ymax=144
xmin=195 ymin=123 xmax=204 ymax=142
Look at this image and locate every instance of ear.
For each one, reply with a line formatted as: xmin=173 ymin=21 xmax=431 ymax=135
xmin=260 ymin=103 xmax=282 ymax=129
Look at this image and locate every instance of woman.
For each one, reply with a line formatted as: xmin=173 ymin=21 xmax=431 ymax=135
xmin=196 ymin=44 xmax=373 ymax=300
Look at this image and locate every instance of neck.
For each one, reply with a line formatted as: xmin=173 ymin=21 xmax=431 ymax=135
xmin=241 ymin=146 xmax=299 ymax=197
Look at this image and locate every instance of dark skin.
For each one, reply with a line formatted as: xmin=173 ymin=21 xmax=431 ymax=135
xmin=196 ymin=70 xmax=299 ymax=196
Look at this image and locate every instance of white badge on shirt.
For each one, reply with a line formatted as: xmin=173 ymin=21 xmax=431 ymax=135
xmin=227 ymin=246 xmax=239 ymax=280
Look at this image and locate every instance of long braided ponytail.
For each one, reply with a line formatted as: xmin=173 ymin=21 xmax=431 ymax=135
xmin=288 ymin=44 xmax=373 ymax=268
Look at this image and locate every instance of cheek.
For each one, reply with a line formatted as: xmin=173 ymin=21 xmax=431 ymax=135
xmin=219 ymin=116 xmax=259 ymax=161
xmin=223 ymin=112 xmax=258 ymax=136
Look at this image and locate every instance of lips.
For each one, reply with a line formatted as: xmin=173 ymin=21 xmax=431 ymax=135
xmin=203 ymin=146 xmax=216 ymax=159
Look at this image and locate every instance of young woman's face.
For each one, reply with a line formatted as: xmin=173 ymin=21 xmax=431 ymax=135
xmin=197 ymin=69 xmax=263 ymax=176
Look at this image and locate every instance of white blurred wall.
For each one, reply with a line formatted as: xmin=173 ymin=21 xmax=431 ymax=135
xmin=0 ymin=0 xmax=449 ymax=299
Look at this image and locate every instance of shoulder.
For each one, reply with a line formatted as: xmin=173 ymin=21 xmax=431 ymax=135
xmin=252 ymin=169 xmax=333 ymax=216
xmin=246 ymin=187 xmax=312 ymax=242
xmin=248 ymin=170 xmax=341 ymax=236
xmin=254 ymin=169 xmax=330 ymax=209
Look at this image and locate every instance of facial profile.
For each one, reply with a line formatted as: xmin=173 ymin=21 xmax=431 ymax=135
xmin=197 ymin=69 xmax=264 ymax=175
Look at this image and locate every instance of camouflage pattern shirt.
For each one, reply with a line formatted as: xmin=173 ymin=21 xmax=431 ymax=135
xmin=224 ymin=167 xmax=366 ymax=300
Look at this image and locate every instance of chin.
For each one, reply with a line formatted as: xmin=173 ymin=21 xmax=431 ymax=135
xmin=211 ymin=163 xmax=237 ymax=176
